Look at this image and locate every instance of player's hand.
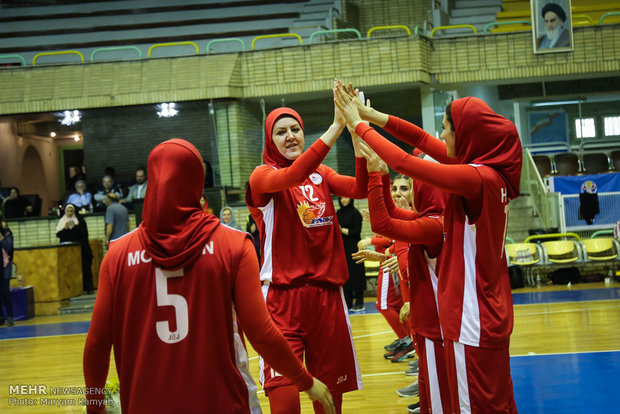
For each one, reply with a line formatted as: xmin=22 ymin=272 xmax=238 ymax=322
xmin=304 ymin=378 xmax=336 ymax=414
xmin=394 ymin=195 xmax=409 ymax=209
xmin=360 ymin=209 xmax=370 ymax=223
xmin=399 ymin=301 xmax=410 ymax=323
xmin=357 ymin=237 xmax=372 ymax=249
xmin=332 ymin=79 xmax=346 ymax=129
xmin=334 ymin=82 xmax=363 ymax=129
xmin=358 ymin=140 xmax=383 ymax=172
xmin=383 ymin=256 xmax=399 ymax=273
xmin=352 ymin=249 xmax=388 ymax=264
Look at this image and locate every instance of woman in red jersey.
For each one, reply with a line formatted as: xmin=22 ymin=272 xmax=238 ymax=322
xmin=83 ymin=139 xmax=335 ymax=414
xmin=335 ymin=85 xmax=521 ymax=414
xmin=245 ymin=96 xmax=368 ymax=414
xmin=357 ymin=146 xmax=451 ymax=413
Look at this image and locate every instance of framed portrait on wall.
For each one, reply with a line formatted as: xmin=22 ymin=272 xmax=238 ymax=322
xmin=531 ymin=0 xmax=574 ymax=54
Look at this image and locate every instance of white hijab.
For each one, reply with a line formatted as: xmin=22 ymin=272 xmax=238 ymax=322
xmin=56 ymin=204 xmax=80 ymax=232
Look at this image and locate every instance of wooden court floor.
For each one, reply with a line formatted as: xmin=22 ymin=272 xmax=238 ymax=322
xmin=1 ymin=282 xmax=619 ymax=413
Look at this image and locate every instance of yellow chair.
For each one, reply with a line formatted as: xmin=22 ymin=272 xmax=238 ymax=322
xmin=505 ymin=243 xmax=544 ymax=286
xmin=581 ymin=238 xmax=619 ymax=261
xmin=364 ymin=260 xmax=380 ymax=278
xmin=542 ymin=240 xmax=582 ymax=264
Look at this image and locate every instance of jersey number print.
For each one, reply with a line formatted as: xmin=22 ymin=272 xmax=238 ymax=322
xmin=155 ymin=268 xmax=189 ymax=344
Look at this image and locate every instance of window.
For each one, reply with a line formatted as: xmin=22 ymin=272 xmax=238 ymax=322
xmin=575 ymin=118 xmax=596 ymax=138
xmin=603 ymin=116 xmax=620 ymax=136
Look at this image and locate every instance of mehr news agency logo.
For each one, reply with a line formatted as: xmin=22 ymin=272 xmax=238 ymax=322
xmin=7 ymin=383 xmax=118 ymax=410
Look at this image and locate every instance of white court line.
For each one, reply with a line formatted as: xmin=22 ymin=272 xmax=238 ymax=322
xmin=353 ymin=330 xmax=394 ymax=340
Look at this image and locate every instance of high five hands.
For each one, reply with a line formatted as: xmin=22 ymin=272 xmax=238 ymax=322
xmin=333 ymin=80 xmax=365 ymax=130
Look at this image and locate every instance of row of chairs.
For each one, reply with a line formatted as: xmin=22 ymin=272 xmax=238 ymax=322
xmin=533 ymin=151 xmax=620 ymax=177
xmin=505 ymin=231 xmax=619 ymax=286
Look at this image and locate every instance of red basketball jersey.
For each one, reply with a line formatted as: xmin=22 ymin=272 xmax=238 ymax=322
xmin=86 ymin=227 xmax=276 ymax=413
xmin=248 ymin=164 xmax=349 ymax=286
xmin=438 ymin=165 xmax=514 ymax=348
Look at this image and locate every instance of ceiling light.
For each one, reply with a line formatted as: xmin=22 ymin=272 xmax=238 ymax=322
xmin=50 ymin=132 xmax=56 ymax=137
xmin=74 ymin=135 xmax=81 ymax=141
xmin=157 ymin=103 xmax=178 ymax=118
xmin=60 ymin=110 xmax=81 ymax=126
xmin=531 ymin=100 xmax=582 ymax=107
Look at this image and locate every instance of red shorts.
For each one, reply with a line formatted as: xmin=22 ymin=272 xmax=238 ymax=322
xmin=260 ymin=283 xmax=362 ymax=395
xmin=444 ymin=340 xmax=517 ymax=414
xmin=415 ymin=334 xmax=451 ymax=414
xmin=376 ymin=266 xmax=403 ymax=311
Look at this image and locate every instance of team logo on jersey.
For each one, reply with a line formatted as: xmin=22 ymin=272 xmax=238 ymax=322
xmin=297 ymin=200 xmax=333 ymax=228
xmin=581 ymin=180 xmax=597 ymax=194
xmin=309 ymin=172 xmax=323 ymax=185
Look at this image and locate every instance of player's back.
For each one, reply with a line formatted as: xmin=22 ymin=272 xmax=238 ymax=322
xmin=102 ymin=225 xmax=256 ymax=413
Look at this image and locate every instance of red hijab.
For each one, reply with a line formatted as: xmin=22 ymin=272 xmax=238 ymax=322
xmin=263 ymin=107 xmax=305 ymax=168
xmin=139 ymin=139 xmax=220 ymax=270
xmin=451 ymin=97 xmax=522 ymax=199
xmin=413 ymin=180 xmax=448 ymax=218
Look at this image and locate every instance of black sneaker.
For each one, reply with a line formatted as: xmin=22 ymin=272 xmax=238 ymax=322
xmin=385 ymin=339 xmax=414 ymax=360
xmin=7 ymin=317 xmax=14 ymax=327
xmin=391 ymin=343 xmax=416 ymax=362
xmin=407 ymin=402 xmax=420 ymax=413
xmin=384 ymin=338 xmax=401 ymax=352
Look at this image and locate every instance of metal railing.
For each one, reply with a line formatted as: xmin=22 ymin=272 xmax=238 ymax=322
xmin=251 ymin=33 xmax=302 ymax=49
xmin=32 ymin=50 xmax=84 ymax=65
xmin=367 ymin=25 xmax=411 ymax=38
xmin=147 ymin=41 xmax=200 ymax=57
xmin=522 ymin=149 xmax=560 ymax=229
xmin=430 ymin=24 xmax=477 ymax=38
xmin=90 ymin=46 xmax=143 ymax=62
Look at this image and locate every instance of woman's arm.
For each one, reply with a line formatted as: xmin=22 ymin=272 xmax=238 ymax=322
xmin=381 ymin=116 xmax=454 ymax=164
xmin=249 ymin=139 xmax=331 ymax=195
xmin=367 ymin=172 xmax=443 ymax=245
xmin=83 ymin=259 xmax=114 ymax=413
xmin=357 ymin=124 xmax=481 ymax=198
xmin=323 ymin=157 xmax=369 ymax=199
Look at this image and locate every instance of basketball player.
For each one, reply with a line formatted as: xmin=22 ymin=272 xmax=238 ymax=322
xmin=245 ymin=100 xmax=367 ymax=413
xmin=83 ymin=139 xmax=335 ymax=414
xmin=358 ymin=145 xmax=451 ymax=413
xmin=335 ymin=86 xmax=521 ymax=413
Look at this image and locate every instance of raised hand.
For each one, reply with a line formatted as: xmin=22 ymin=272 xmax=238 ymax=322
xmin=304 ymin=378 xmax=336 ymax=414
xmin=360 ymin=209 xmax=370 ymax=223
xmin=333 ymin=83 xmax=363 ymax=129
xmin=357 ymin=140 xmax=383 ymax=172
xmin=333 ymin=79 xmax=346 ymax=129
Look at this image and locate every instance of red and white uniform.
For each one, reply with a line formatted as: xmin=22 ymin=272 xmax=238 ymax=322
xmin=246 ymin=108 xmax=367 ymax=399
xmin=84 ymin=139 xmax=313 ymax=414
xmin=368 ymin=171 xmax=451 ymax=413
xmin=375 ymin=236 xmax=408 ymax=340
xmin=357 ymin=97 xmax=522 ymax=413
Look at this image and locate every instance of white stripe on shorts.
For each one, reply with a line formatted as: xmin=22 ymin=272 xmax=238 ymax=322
xmin=425 ymin=337 xmax=443 ymax=414
xmin=453 ymin=341 xmax=471 ymax=414
xmin=339 ymin=287 xmax=363 ymax=390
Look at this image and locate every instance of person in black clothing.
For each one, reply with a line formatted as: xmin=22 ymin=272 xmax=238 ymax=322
xmin=337 ymin=196 xmax=366 ymax=311
xmin=56 ymin=203 xmax=94 ymax=294
xmin=0 ymin=217 xmax=15 ymax=326
xmin=246 ymin=214 xmax=261 ymax=263
xmin=3 ymin=187 xmax=32 ymax=219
